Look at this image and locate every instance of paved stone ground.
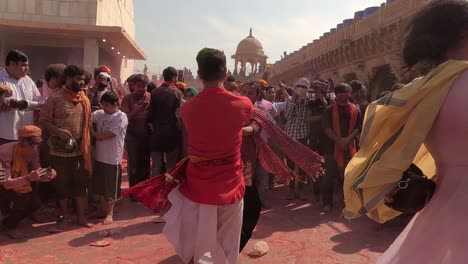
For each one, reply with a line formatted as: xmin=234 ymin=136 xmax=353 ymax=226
xmin=0 ymin=174 xmax=410 ymax=264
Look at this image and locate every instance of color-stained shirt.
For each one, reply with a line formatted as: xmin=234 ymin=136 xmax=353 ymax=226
xmin=39 ymin=89 xmax=84 ymax=157
xmin=0 ymin=69 xmax=42 ymax=140
xmin=121 ymin=92 xmax=150 ymax=139
xmin=321 ymin=103 xmax=363 ymax=154
xmin=307 ymin=98 xmax=333 ymax=153
xmin=178 ymin=87 xmax=253 ymax=205
xmin=92 ymin=110 xmax=128 ymax=165
xmin=255 ymin=99 xmax=277 ymax=141
xmin=0 ymin=142 xmax=40 ymax=190
xmin=255 ymin=99 xmax=278 ymax=122
xmin=147 ymin=84 xmax=183 ymax=152
xmin=40 ymin=82 xmax=59 ymax=101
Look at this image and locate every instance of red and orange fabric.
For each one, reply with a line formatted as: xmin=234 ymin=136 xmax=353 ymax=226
xmin=332 ymin=103 xmax=358 ymax=169
xmin=123 ymin=109 xmax=324 ymax=213
xmin=18 ymin=125 xmax=42 ymax=138
xmin=11 ymin=143 xmax=32 ymax=194
xmin=176 ymin=82 xmax=187 ymax=91
xmin=258 ymin=80 xmax=269 ymax=90
xmin=10 ymin=125 xmax=43 ymax=193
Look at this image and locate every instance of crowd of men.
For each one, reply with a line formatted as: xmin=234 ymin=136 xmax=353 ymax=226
xmin=0 ymin=48 xmax=400 ymax=242
xmin=0 ymin=49 xmax=195 ymax=239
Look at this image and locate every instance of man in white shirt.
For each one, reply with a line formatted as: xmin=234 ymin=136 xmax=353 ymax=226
xmin=0 ymin=50 xmax=42 ymax=145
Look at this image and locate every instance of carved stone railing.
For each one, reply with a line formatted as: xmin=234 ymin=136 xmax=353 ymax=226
xmin=270 ymin=0 xmax=427 ymax=83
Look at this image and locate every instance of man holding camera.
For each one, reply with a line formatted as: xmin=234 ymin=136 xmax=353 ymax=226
xmin=0 ymin=50 xmax=43 ymax=146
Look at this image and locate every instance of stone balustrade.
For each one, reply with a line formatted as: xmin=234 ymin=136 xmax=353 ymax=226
xmin=270 ymin=0 xmax=427 ymax=85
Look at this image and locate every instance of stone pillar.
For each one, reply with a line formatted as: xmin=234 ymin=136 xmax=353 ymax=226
xmin=120 ymin=57 xmax=134 ymax=83
xmin=234 ymin=59 xmax=238 ymax=74
xmin=0 ymin=40 xmax=5 ymax=67
xmin=240 ymin=61 xmax=246 ymax=76
xmin=83 ymin=38 xmax=99 ymax=74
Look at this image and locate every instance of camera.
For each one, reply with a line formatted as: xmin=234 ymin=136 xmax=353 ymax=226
xmin=0 ymin=94 xmax=28 ymax=110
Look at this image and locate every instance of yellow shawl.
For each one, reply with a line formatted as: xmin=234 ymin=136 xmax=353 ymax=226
xmin=343 ymin=60 xmax=468 ymax=223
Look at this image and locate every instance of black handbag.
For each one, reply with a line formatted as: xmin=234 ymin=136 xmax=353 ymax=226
xmin=384 ymin=164 xmax=436 ymax=214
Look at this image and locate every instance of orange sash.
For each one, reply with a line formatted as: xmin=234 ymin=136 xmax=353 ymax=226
xmin=11 ymin=144 xmax=32 ymax=194
xmin=332 ymin=103 xmax=358 ymax=169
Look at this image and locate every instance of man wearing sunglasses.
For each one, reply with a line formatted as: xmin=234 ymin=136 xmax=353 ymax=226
xmin=279 ymin=78 xmax=314 ymax=198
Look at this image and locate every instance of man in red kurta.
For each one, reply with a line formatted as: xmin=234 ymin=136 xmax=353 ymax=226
xmin=162 ymin=48 xmax=253 ymax=264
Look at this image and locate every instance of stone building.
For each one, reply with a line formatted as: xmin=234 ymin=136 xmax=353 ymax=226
xmin=232 ymin=28 xmax=268 ymax=82
xmin=0 ymin=0 xmax=146 ymax=81
xmin=269 ymin=0 xmax=427 ymax=99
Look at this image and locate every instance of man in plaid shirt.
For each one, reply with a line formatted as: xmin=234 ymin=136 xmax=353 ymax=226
xmin=279 ymin=78 xmax=314 ymax=198
xmin=279 ymin=78 xmax=313 ymax=141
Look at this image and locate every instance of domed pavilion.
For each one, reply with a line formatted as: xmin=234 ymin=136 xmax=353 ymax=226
xmin=232 ymin=28 xmax=268 ymax=80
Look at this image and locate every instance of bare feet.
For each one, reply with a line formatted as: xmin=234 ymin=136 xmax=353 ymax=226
xmin=6 ymin=229 xmax=28 ymax=239
xmin=77 ymin=219 xmax=95 ymax=228
xmin=102 ymin=215 xmax=113 ymax=225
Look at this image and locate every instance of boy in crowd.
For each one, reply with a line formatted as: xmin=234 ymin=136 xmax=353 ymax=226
xmin=91 ymin=92 xmax=128 ymax=225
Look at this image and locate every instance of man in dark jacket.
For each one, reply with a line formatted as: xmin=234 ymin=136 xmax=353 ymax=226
xmin=147 ymin=67 xmax=183 ymax=176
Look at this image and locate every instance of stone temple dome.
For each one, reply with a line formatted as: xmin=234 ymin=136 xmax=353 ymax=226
xmin=232 ymin=28 xmax=268 ymax=79
xmin=235 ymin=28 xmax=265 ymax=57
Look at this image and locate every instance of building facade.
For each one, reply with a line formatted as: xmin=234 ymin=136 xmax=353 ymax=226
xmin=269 ymin=0 xmax=427 ymax=99
xmin=0 ymin=0 xmax=146 ymax=81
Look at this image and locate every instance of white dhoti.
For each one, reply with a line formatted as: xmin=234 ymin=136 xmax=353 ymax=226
xmin=163 ymin=188 xmax=243 ymax=264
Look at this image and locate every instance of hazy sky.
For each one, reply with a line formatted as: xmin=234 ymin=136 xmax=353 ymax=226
xmin=134 ymin=0 xmax=384 ymax=77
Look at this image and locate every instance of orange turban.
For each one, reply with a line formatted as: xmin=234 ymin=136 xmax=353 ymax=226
xmin=94 ymin=65 xmax=111 ymax=78
xmin=176 ymin=82 xmax=187 ymax=91
xmin=258 ymin=80 xmax=269 ymax=89
xmin=18 ymin=125 xmax=42 ymax=138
